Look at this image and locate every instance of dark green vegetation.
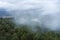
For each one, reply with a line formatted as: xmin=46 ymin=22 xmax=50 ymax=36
xmin=0 ymin=18 xmax=60 ymax=40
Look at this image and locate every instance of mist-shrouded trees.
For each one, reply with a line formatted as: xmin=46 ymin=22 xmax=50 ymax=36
xmin=0 ymin=18 xmax=60 ymax=40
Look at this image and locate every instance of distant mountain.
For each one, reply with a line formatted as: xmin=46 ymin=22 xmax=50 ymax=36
xmin=0 ymin=8 xmax=10 ymax=17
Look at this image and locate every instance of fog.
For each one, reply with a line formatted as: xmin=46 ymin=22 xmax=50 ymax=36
xmin=0 ymin=0 xmax=60 ymax=31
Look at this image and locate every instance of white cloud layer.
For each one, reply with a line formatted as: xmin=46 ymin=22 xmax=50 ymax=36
xmin=0 ymin=0 xmax=59 ymax=10
xmin=0 ymin=0 xmax=60 ymax=30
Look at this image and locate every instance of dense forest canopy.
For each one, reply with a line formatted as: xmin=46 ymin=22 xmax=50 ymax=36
xmin=0 ymin=18 xmax=60 ymax=40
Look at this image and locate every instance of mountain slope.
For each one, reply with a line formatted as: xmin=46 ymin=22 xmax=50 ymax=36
xmin=0 ymin=8 xmax=10 ymax=17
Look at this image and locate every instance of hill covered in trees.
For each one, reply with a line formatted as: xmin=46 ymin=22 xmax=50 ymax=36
xmin=0 ymin=18 xmax=60 ymax=40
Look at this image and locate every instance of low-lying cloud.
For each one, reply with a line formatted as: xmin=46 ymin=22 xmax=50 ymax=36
xmin=0 ymin=0 xmax=60 ymax=31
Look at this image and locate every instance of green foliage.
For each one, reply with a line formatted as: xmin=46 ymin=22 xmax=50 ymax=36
xmin=0 ymin=18 xmax=60 ymax=40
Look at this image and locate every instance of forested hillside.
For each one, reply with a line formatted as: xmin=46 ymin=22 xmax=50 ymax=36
xmin=0 ymin=18 xmax=60 ymax=40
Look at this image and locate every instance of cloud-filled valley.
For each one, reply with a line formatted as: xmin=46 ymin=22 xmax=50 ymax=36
xmin=0 ymin=0 xmax=60 ymax=31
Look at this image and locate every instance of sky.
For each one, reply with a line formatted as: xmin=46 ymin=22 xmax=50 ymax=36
xmin=0 ymin=0 xmax=60 ymax=30
xmin=0 ymin=0 xmax=59 ymax=11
